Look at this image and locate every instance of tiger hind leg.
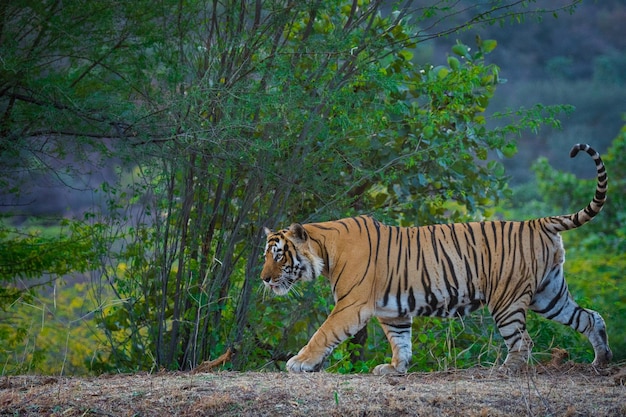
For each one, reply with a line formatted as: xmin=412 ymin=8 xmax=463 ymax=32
xmin=373 ymin=316 xmax=413 ymax=375
xmin=531 ymin=267 xmax=612 ymax=367
xmin=490 ymin=298 xmax=534 ymax=372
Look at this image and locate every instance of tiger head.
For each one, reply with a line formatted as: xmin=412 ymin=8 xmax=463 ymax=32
xmin=261 ymin=223 xmax=324 ymax=296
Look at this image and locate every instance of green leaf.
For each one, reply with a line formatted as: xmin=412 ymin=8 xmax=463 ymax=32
xmin=398 ymin=50 xmax=413 ymax=61
xmin=502 ymin=142 xmax=517 ymax=158
xmin=435 ymin=66 xmax=449 ymax=79
xmin=447 ymin=56 xmax=460 ymax=71
xmin=452 ymin=43 xmax=469 ymax=58
xmin=481 ymin=39 xmax=497 ymax=53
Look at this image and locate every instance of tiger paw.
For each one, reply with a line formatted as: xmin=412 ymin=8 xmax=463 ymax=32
xmin=286 ymin=354 xmax=323 ymax=372
xmin=498 ymin=361 xmax=529 ymax=375
xmin=373 ymin=363 xmax=405 ymax=376
xmin=591 ymin=346 xmax=612 ymax=368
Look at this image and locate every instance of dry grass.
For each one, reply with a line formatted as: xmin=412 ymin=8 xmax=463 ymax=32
xmin=1 ymin=363 xmax=624 ymax=416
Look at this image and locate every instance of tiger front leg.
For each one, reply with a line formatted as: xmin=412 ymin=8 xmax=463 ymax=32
xmin=286 ymin=304 xmax=371 ymax=372
xmin=373 ymin=316 xmax=413 ymax=375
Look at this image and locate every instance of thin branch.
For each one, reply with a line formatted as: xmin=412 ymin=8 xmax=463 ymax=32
xmin=70 ymin=33 xmax=130 ymax=89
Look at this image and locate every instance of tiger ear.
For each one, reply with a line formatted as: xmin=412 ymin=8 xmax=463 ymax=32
xmin=288 ymin=223 xmax=308 ymax=242
xmin=263 ymin=227 xmax=273 ymax=237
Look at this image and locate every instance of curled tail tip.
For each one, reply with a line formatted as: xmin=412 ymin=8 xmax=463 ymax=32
xmin=550 ymin=143 xmax=607 ymax=232
xmin=569 ymin=143 xmax=592 ymax=158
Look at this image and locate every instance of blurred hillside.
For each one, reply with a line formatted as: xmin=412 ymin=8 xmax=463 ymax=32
xmin=430 ymin=0 xmax=626 ymax=183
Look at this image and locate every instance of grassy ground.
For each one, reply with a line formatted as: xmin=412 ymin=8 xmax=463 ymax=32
xmin=1 ymin=361 xmax=624 ymax=417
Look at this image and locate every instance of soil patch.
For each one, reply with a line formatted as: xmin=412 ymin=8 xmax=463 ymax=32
xmin=1 ymin=363 xmax=624 ymax=416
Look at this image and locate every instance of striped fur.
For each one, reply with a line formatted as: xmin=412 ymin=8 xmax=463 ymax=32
xmin=261 ymin=144 xmax=612 ymax=374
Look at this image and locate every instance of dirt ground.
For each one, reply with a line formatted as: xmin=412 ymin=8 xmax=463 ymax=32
xmin=1 ymin=362 xmax=625 ymax=417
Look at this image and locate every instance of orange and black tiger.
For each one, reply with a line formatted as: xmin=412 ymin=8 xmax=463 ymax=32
xmin=261 ymin=144 xmax=612 ymax=374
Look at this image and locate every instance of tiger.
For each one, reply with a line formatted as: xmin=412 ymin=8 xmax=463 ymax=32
xmin=261 ymin=144 xmax=612 ymax=375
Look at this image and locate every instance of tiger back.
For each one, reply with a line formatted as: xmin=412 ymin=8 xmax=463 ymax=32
xmin=261 ymin=144 xmax=612 ymax=374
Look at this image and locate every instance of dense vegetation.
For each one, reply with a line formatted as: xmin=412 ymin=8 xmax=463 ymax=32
xmin=1 ymin=0 xmax=624 ymax=375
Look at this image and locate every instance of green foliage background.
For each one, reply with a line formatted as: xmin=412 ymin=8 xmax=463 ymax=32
xmin=1 ymin=0 xmax=623 ymax=375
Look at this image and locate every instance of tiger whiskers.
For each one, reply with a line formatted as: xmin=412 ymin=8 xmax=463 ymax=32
xmin=257 ymin=283 xmax=271 ymax=302
xmin=258 ymin=279 xmax=303 ymax=301
xmin=285 ymin=283 xmax=303 ymax=299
